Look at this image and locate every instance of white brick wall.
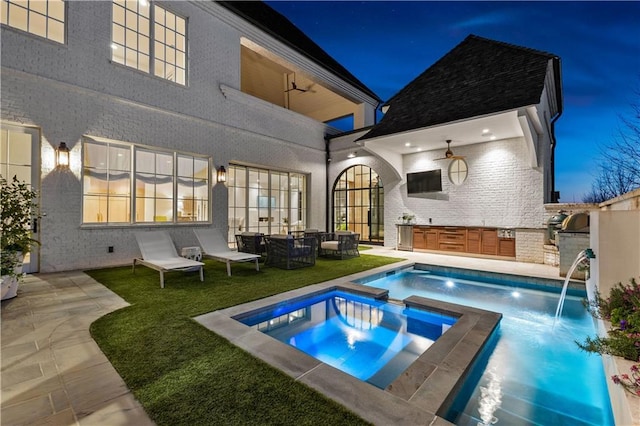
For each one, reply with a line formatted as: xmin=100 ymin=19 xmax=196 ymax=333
xmin=543 ymin=244 xmax=559 ymax=266
xmin=1 ymin=2 xmax=334 ymax=272
xmin=516 ymin=230 xmax=546 ymax=264
xmin=400 ymin=138 xmax=546 ymax=230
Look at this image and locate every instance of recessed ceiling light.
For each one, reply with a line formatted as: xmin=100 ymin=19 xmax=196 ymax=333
xmin=405 ymin=142 xmax=411 ymax=147
xmin=347 ymin=152 xmax=356 ymax=158
xmin=416 ymin=147 xmax=422 ymax=152
xmin=490 ymin=136 xmax=496 ymax=140
xmin=482 ymin=128 xmax=490 ymax=134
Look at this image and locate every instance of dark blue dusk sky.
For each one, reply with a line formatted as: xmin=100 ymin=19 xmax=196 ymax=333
xmin=266 ymin=1 xmax=640 ymax=202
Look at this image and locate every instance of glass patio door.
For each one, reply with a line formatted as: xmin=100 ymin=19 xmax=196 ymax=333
xmin=332 ymin=165 xmax=384 ymax=244
xmin=1 ymin=124 xmax=40 ymax=273
xmin=227 ymin=165 xmax=307 ymax=243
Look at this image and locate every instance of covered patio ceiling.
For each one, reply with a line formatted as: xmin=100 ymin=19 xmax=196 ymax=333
xmin=355 ymin=107 xmax=541 ymax=181
xmin=360 ymin=109 xmax=525 ymax=155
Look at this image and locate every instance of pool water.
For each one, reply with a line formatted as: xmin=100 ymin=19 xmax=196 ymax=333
xmin=357 ymin=267 xmax=614 ymax=426
xmin=238 ymin=290 xmax=457 ymax=389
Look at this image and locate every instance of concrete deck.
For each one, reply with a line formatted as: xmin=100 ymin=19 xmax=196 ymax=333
xmin=2 ymin=247 xmax=618 ymax=425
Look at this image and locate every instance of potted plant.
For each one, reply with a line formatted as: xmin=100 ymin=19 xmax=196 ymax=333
xmin=398 ymin=212 xmax=415 ymax=224
xmin=1 ymin=175 xmax=39 ymax=300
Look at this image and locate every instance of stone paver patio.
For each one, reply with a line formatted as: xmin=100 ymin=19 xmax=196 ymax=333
xmin=1 ymin=271 xmax=154 ymax=425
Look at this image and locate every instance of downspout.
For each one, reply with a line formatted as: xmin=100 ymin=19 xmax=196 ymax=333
xmin=550 ymin=56 xmax=563 ymax=203
xmin=325 ymin=135 xmax=331 ymax=232
xmin=550 ymin=116 xmax=560 ymax=202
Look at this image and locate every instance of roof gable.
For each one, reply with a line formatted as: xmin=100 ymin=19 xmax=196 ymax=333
xmin=361 ymin=35 xmax=560 ymax=140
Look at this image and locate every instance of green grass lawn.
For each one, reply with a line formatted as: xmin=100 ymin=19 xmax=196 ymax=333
xmin=88 ymin=253 xmax=402 ymax=425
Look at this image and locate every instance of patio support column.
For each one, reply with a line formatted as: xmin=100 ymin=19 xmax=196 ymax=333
xmin=325 ymin=135 xmax=331 ymax=232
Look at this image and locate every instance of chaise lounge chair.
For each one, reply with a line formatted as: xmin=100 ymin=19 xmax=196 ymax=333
xmin=133 ymin=231 xmax=204 ymax=289
xmin=194 ymin=228 xmax=261 ymax=277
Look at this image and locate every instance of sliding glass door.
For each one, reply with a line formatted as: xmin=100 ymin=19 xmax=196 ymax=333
xmin=227 ymin=165 xmax=307 ymax=243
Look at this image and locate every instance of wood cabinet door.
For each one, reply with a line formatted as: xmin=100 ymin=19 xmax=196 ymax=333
xmin=498 ymin=238 xmax=516 ymax=257
xmin=426 ymin=229 xmax=438 ymax=250
xmin=413 ymin=229 xmax=426 ymax=249
xmin=467 ymin=229 xmax=481 ymax=253
xmin=481 ymin=229 xmax=498 ymax=255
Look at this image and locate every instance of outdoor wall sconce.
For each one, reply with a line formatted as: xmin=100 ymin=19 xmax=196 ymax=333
xmin=56 ymin=142 xmax=70 ymax=168
xmin=216 ymin=165 xmax=227 ymax=183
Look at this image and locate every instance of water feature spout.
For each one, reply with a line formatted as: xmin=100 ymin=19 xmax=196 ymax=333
xmin=554 ymin=248 xmax=595 ymax=322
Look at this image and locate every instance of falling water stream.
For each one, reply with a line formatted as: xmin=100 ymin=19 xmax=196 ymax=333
xmin=554 ymin=248 xmax=596 ymax=324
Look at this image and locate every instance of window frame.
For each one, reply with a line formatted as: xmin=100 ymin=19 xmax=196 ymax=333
xmin=111 ymin=0 xmax=187 ymax=85
xmin=448 ymin=158 xmax=468 ymax=186
xmin=332 ymin=165 xmax=384 ymax=243
xmin=82 ymin=137 xmax=211 ymax=226
xmin=1 ymin=0 xmax=66 ymax=44
xmin=227 ymin=164 xmax=308 ymax=243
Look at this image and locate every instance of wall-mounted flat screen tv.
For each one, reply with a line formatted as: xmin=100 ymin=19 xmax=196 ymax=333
xmin=407 ymin=170 xmax=442 ymax=194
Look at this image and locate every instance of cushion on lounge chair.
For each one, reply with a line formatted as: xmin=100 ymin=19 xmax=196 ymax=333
xmin=194 ymin=228 xmax=260 ymax=277
xmin=133 ymin=231 xmax=204 ymax=288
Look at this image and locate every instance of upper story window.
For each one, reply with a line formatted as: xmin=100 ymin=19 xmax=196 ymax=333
xmin=1 ymin=0 xmax=65 ymax=43
xmin=111 ymin=0 xmax=186 ymax=85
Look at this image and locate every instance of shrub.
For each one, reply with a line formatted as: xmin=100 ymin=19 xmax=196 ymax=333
xmin=578 ymin=277 xmax=640 ymax=396
xmin=1 ymin=175 xmax=39 ymax=278
xmin=612 ymin=364 xmax=640 ymax=397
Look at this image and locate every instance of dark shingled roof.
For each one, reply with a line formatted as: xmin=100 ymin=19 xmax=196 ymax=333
xmin=360 ymin=35 xmax=561 ymax=141
xmin=216 ymin=1 xmax=380 ymax=102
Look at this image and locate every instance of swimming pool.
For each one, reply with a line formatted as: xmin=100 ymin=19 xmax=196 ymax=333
xmin=196 ymin=278 xmax=502 ymax=425
xmin=355 ymin=265 xmax=615 ymax=425
xmin=237 ymin=289 xmax=458 ymax=389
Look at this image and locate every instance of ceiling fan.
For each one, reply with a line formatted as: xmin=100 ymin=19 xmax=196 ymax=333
xmin=435 ymin=140 xmax=466 ymax=160
xmin=284 ymin=81 xmax=308 ymax=93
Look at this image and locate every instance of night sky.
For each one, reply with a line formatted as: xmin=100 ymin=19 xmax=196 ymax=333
xmin=266 ymin=1 xmax=640 ymax=202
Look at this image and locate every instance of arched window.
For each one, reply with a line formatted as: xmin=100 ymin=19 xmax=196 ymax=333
xmin=332 ymin=165 xmax=384 ymax=243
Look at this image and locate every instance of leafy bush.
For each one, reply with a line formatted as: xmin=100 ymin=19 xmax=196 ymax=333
xmin=578 ymin=277 xmax=640 ymax=396
xmin=612 ymin=364 xmax=640 ymax=397
xmin=578 ymin=277 xmax=640 ymax=361
xmin=1 ymin=175 xmax=39 ymax=277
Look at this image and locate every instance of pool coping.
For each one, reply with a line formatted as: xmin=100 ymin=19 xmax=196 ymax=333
xmin=194 ymin=260 xmax=502 ymax=425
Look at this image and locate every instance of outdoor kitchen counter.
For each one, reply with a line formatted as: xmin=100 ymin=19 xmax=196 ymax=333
xmin=410 ymin=225 xmax=516 ymax=257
